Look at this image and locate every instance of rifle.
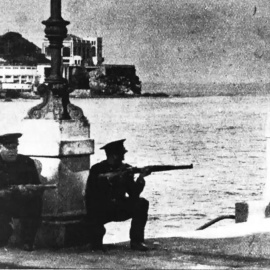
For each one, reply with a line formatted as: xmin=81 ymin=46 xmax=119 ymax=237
xmin=99 ymin=164 xmax=193 ymax=179
xmin=129 ymin=164 xmax=193 ymax=174
xmin=9 ymin=184 xmax=57 ymax=192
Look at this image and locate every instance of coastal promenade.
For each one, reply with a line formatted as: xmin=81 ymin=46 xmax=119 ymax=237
xmin=1 ymin=220 xmax=270 ymax=269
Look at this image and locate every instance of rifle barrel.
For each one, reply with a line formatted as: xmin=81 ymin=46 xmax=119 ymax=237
xmin=133 ymin=164 xmax=193 ymax=173
xmin=10 ymin=184 xmax=57 ymax=190
xmin=25 ymin=184 xmax=57 ymax=189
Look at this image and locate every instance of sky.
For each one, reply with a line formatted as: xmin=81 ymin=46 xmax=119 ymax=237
xmin=1 ymin=0 xmax=270 ymax=84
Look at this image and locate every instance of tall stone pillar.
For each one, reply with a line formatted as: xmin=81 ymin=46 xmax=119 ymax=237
xmin=18 ymin=0 xmax=94 ymax=247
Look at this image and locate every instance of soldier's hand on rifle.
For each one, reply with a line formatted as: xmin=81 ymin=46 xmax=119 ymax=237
xmin=0 ymin=189 xmax=13 ymax=199
xmin=139 ymin=167 xmax=152 ymax=178
xmin=16 ymin=185 xmax=30 ymax=196
xmin=14 ymin=185 xmax=40 ymax=197
xmin=121 ymin=169 xmax=134 ymax=179
xmin=136 ymin=175 xmax=145 ymax=186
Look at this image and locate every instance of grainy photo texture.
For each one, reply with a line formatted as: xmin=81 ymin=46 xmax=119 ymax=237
xmin=0 ymin=0 xmax=269 ymax=269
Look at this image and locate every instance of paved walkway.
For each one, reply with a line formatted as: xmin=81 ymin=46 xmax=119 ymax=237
xmin=0 ymin=235 xmax=269 ymax=269
xmin=2 ymin=219 xmax=270 ymax=269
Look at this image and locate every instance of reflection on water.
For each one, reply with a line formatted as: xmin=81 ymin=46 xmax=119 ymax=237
xmin=1 ymin=94 xmax=270 ymax=243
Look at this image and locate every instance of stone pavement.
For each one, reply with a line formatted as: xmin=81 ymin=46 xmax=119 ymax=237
xmin=0 ymin=240 xmax=266 ymax=270
xmin=2 ymin=219 xmax=270 ymax=269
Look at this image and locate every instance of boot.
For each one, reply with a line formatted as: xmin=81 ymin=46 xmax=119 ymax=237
xmin=91 ymin=234 xmax=106 ymax=252
xmin=130 ymin=241 xmax=148 ymax=251
xmin=22 ymin=243 xmax=34 ymax=252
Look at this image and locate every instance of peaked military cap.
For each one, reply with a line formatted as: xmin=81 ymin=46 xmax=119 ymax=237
xmin=100 ymin=139 xmax=128 ymax=154
xmin=0 ymin=133 xmax=22 ymax=145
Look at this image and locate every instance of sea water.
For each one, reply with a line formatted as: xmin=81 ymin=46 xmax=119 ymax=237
xmin=1 ymin=94 xmax=269 ymax=243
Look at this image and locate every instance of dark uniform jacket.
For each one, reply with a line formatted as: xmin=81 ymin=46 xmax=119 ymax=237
xmin=0 ymin=155 xmax=41 ymax=207
xmin=85 ymin=160 xmax=145 ymax=217
xmin=0 ymin=155 xmax=40 ymax=187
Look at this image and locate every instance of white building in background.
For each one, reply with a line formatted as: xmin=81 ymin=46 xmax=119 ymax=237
xmin=42 ymin=34 xmax=104 ymax=67
xmin=0 ymin=34 xmax=104 ymax=93
xmin=0 ymin=64 xmax=51 ymax=92
xmin=0 ymin=65 xmax=37 ymax=91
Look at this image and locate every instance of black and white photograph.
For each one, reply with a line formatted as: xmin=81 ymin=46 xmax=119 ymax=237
xmin=0 ymin=0 xmax=269 ymax=268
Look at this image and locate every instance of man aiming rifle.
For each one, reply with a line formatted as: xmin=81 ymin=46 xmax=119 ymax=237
xmin=0 ymin=133 xmax=55 ymax=251
xmin=85 ymin=139 xmax=193 ymax=251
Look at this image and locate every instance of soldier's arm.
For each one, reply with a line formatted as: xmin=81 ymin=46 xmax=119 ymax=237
xmin=85 ymin=164 xmax=112 ymax=207
xmin=0 ymin=168 xmax=13 ymax=198
xmin=126 ymin=173 xmax=146 ymax=198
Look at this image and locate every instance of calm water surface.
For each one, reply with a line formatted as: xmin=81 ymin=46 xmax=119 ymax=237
xmin=1 ymin=94 xmax=270 ymax=243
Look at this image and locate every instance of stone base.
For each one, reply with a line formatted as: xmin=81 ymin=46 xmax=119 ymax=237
xmin=10 ymin=217 xmax=91 ymax=249
xmin=235 ymin=200 xmax=270 ymax=223
xmin=36 ymin=219 xmax=91 ymax=248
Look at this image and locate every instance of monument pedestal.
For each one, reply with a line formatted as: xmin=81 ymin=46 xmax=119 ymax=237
xmin=17 ymin=118 xmax=94 ymax=248
xmin=8 ymin=0 xmax=96 ymax=248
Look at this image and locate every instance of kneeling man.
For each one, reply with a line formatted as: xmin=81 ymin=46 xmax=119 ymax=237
xmin=85 ymin=139 xmax=150 ymax=251
xmin=0 ymin=133 xmax=43 ymax=251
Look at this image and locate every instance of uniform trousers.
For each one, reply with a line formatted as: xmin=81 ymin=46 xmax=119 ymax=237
xmin=87 ymin=197 xmax=149 ymax=245
xmin=0 ymin=196 xmax=42 ymax=246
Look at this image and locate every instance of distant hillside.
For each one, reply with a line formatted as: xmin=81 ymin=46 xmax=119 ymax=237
xmin=0 ymin=32 xmax=49 ymax=65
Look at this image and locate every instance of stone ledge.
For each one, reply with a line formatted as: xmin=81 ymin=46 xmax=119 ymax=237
xmin=169 ymin=219 xmax=270 ymax=259
xmin=35 ymin=219 xmax=91 ymax=248
xmin=60 ymin=139 xmax=94 ymax=156
xmin=10 ymin=218 xmax=91 ymax=248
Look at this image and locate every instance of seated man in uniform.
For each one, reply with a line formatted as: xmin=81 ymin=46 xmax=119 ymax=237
xmin=85 ymin=139 xmax=150 ymax=251
xmin=0 ymin=133 xmax=43 ymax=251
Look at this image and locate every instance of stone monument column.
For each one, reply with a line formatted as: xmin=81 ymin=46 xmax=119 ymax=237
xmin=18 ymin=0 xmax=94 ymax=247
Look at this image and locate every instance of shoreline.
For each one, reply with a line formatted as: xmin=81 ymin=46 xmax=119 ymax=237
xmin=2 ymin=80 xmax=270 ymax=100
xmin=2 ymin=91 xmax=270 ymax=101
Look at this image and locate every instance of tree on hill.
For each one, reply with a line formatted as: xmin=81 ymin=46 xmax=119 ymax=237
xmin=0 ymin=32 xmax=49 ymax=65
